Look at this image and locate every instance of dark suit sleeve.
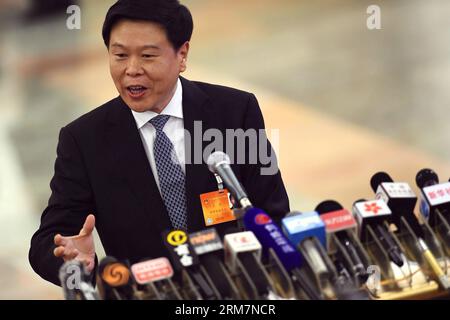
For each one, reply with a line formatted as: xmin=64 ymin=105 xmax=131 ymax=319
xmin=240 ymin=93 xmax=290 ymax=223
xmin=29 ymin=127 xmax=96 ymax=286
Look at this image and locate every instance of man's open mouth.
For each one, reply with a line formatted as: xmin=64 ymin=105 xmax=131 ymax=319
xmin=127 ymin=85 xmax=147 ymax=97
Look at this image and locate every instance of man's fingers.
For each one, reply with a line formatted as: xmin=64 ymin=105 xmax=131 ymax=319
xmin=64 ymin=249 xmax=79 ymax=260
xmin=53 ymin=246 xmax=65 ymax=257
xmin=53 ymin=246 xmax=79 ymax=260
xmin=54 ymin=234 xmax=67 ymax=246
xmin=79 ymin=214 xmax=95 ymax=236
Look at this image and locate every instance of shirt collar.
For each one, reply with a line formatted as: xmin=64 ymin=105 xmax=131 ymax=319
xmin=131 ymin=78 xmax=183 ymax=129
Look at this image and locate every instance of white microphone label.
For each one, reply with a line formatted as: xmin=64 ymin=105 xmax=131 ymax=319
xmin=381 ymin=182 xmax=416 ymax=198
xmin=353 ymin=199 xmax=392 ymax=219
xmin=282 ymin=211 xmax=323 ymax=233
xmin=224 ymin=231 xmax=262 ymax=253
xmin=423 ymin=182 xmax=450 ymax=206
xmin=131 ymin=257 xmax=174 ymax=284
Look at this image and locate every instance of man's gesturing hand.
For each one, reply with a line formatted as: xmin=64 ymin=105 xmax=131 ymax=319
xmin=53 ymin=214 xmax=96 ymax=272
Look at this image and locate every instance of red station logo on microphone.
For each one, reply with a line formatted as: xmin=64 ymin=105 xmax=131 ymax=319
xmin=364 ymin=202 xmax=382 ymax=214
xmin=320 ymin=209 xmax=356 ymax=232
xmin=255 ymin=213 xmax=272 ymax=225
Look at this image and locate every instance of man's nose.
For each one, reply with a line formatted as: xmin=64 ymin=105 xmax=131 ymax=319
xmin=126 ymin=57 xmax=144 ymax=76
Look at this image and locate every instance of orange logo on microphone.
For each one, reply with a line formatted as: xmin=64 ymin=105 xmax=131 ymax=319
xmin=102 ymin=263 xmax=130 ymax=287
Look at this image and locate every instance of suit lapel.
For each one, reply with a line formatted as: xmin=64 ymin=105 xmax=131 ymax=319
xmin=105 ymin=97 xmax=171 ymax=230
xmin=181 ymin=77 xmax=220 ymax=231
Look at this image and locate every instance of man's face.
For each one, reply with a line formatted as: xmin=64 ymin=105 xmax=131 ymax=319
xmin=109 ymin=19 xmax=189 ymax=113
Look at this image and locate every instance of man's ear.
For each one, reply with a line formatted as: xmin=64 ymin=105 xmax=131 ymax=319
xmin=178 ymin=41 xmax=190 ymax=72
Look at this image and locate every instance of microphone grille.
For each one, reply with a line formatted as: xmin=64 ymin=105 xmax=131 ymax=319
xmin=315 ymin=200 xmax=343 ymax=214
xmin=206 ymin=151 xmax=231 ymax=173
xmin=416 ymin=168 xmax=439 ymax=188
xmin=352 ymin=198 xmax=368 ymax=206
xmin=370 ymin=171 xmax=393 ymax=192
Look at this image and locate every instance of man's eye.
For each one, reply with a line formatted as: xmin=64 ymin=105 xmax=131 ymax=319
xmin=142 ymin=54 xmax=156 ymax=58
xmin=114 ymin=54 xmax=127 ymax=58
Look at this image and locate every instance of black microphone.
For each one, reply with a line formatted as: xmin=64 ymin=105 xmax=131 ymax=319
xmin=416 ymin=168 xmax=450 ymax=224
xmin=315 ymin=200 xmax=369 ymax=285
xmin=97 ymin=256 xmax=139 ymax=300
xmin=162 ymin=229 xmax=219 ymax=300
xmin=189 ymin=228 xmax=236 ymax=299
xmin=223 ymin=229 xmax=273 ymax=299
xmin=370 ymin=171 xmax=423 ymax=237
xmin=353 ymin=198 xmax=404 ymax=267
xmin=130 ymin=257 xmax=181 ymax=300
xmin=59 ymin=260 xmax=99 ymax=300
xmin=415 ymin=168 xmax=450 ymax=251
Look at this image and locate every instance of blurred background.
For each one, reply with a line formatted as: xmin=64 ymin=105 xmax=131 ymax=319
xmin=0 ymin=0 xmax=449 ymax=299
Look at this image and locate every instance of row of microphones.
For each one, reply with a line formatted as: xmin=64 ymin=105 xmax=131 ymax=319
xmin=57 ymin=151 xmax=450 ymax=300
xmin=207 ymin=151 xmax=449 ymax=296
xmin=208 ymin=152 xmax=336 ymax=299
xmin=208 ymin=151 xmax=369 ymax=299
xmin=369 ymin=171 xmax=450 ymax=291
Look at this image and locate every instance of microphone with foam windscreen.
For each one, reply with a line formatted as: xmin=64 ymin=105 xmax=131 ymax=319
xmin=97 ymin=256 xmax=140 ymax=300
xmin=59 ymin=260 xmax=99 ymax=300
xmin=162 ymin=229 xmax=219 ymax=300
xmin=189 ymin=228 xmax=235 ymax=299
xmin=315 ymin=200 xmax=369 ymax=286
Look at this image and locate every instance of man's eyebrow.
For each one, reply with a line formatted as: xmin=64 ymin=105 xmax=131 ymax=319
xmin=142 ymin=45 xmax=160 ymax=50
xmin=110 ymin=43 xmax=160 ymax=50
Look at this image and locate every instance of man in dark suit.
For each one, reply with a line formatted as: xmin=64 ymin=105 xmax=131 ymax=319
xmin=29 ymin=0 xmax=289 ymax=287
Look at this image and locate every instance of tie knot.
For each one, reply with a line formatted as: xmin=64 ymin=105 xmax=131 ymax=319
xmin=149 ymin=115 xmax=170 ymax=131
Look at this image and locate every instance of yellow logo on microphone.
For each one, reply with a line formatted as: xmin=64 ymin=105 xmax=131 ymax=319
xmin=167 ymin=230 xmax=188 ymax=246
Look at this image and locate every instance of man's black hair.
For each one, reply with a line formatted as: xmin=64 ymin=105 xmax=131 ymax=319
xmin=102 ymin=0 xmax=193 ymax=51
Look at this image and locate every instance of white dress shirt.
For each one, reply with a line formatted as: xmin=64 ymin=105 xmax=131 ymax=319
xmin=131 ymin=78 xmax=185 ymax=195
